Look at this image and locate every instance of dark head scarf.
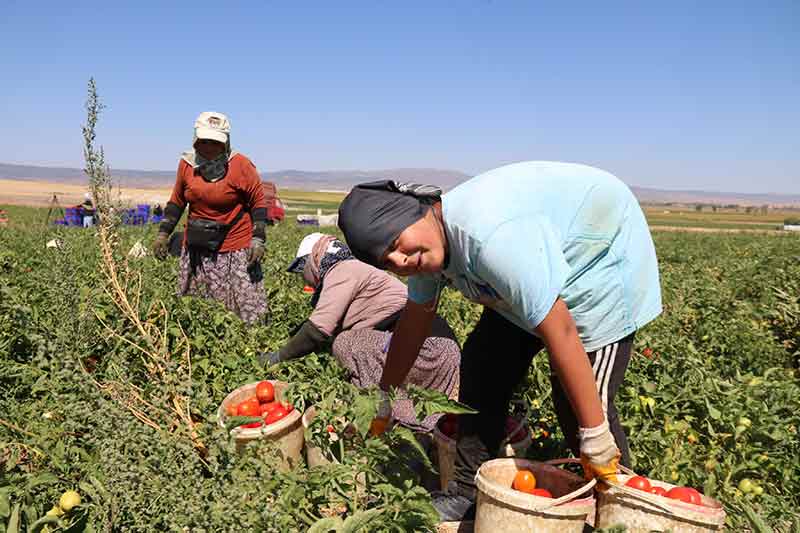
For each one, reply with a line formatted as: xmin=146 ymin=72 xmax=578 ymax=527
xmin=337 ymin=180 xmax=442 ymax=268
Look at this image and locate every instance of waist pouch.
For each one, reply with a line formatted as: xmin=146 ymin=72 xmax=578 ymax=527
xmin=186 ymin=209 xmax=246 ymax=252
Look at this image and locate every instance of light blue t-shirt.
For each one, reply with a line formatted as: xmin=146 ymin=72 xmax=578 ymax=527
xmin=408 ymin=161 xmax=662 ymax=352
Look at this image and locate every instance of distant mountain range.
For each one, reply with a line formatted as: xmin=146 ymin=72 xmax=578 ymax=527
xmin=1 ymin=162 xmax=799 ymax=206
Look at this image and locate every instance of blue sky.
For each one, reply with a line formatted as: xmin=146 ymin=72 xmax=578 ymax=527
xmin=1 ymin=1 xmax=798 ymax=193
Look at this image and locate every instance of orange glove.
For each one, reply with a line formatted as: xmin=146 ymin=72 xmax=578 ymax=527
xmin=581 ymin=453 xmax=620 ymax=491
xmin=369 ymin=417 xmax=391 ymax=436
xmin=369 ymin=389 xmax=393 ymax=437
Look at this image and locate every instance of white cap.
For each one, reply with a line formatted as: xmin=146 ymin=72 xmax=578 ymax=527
xmin=296 ymin=233 xmax=326 ymax=258
xmin=286 ymin=233 xmax=325 ymax=272
xmin=194 ymin=111 xmax=230 ymax=144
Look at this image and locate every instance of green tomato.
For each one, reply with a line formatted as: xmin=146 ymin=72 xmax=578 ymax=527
xmin=738 ymin=478 xmax=754 ymax=494
xmin=737 ymin=417 xmax=752 ymax=428
xmin=59 ymin=490 xmax=81 ymax=512
xmin=735 ymin=425 xmax=748 ymax=434
xmin=753 ymin=485 xmax=764 ymax=496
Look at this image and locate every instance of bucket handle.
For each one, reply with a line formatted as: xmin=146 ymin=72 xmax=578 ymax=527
xmin=522 ymin=458 xmax=597 ymax=510
xmin=593 ymin=462 xmax=679 ymax=513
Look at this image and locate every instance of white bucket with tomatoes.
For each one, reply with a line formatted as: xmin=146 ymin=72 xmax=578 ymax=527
xmin=595 ymin=466 xmax=726 ymax=532
xmin=433 ymin=414 xmax=532 ymax=491
xmin=473 ymin=458 xmax=596 ymax=533
xmin=217 ymin=380 xmax=304 ymax=470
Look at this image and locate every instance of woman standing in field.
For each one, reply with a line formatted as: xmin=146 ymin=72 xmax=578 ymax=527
xmin=152 ymin=111 xmax=269 ymax=325
xmin=337 ymin=161 xmax=662 ymax=520
xmin=260 ymin=232 xmax=461 ymax=432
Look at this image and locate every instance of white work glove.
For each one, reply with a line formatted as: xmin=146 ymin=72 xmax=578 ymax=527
xmin=579 ymin=419 xmax=621 ymax=489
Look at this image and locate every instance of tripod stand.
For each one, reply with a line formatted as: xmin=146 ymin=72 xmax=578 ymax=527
xmin=44 ymin=193 xmax=64 ymax=226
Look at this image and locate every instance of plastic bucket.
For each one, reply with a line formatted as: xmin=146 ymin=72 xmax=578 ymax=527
xmin=473 ymin=458 xmax=596 ymax=533
xmin=217 ymin=380 xmax=303 ymax=470
xmin=595 ymin=466 xmax=726 ymax=532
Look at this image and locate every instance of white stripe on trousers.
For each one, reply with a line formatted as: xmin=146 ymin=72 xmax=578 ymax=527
xmin=592 ymin=342 xmax=619 ymax=415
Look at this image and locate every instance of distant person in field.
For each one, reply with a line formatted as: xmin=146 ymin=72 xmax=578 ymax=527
xmin=259 ymin=232 xmax=461 ymax=432
xmin=337 ymin=162 xmax=663 ymax=521
xmin=152 ymin=111 xmax=269 ymax=325
xmin=81 ymin=193 xmax=95 ymax=227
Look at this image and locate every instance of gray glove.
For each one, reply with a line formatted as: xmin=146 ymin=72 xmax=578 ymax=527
xmin=247 ymin=237 xmax=265 ymax=267
xmin=152 ymin=232 xmax=170 ymax=260
xmin=257 ymin=351 xmax=281 ymax=367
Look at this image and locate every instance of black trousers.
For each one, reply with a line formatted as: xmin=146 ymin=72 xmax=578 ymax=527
xmin=458 ymin=307 xmax=633 ymax=466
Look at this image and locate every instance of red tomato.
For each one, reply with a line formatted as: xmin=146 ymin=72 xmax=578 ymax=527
xmin=240 ymin=421 xmax=263 ymax=429
xmin=256 ymin=381 xmax=275 ymax=403
xmin=666 ymin=486 xmax=702 ymax=505
xmin=643 ymin=347 xmax=654 ymax=358
xmin=281 ymin=402 xmax=294 ymax=413
xmin=505 ymin=416 xmax=528 ymax=443
xmin=649 ymin=486 xmax=668 ymax=497
xmin=625 ymin=476 xmax=652 ymax=492
xmin=326 ymin=424 xmax=335 ymax=433
xmin=260 ymin=401 xmax=280 ymax=414
xmin=265 ymin=406 xmax=288 ymax=425
xmin=529 ymin=488 xmax=553 ymax=498
xmin=512 ymin=470 xmax=537 ymax=494
xmin=225 ymin=404 xmax=238 ymax=417
xmin=237 ymin=399 xmax=260 ymax=417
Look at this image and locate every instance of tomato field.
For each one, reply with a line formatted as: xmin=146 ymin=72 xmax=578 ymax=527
xmin=1 ymin=199 xmax=799 ymax=531
xmin=1 ymin=82 xmax=799 ymax=532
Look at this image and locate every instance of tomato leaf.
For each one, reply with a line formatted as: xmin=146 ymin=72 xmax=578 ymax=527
xmin=307 ymin=516 xmax=343 ymax=533
xmin=340 ymin=508 xmax=383 ymax=532
xmin=405 ymin=385 xmax=477 ymax=421
xmin=352 ymin=391 xmax=379 ymax=440
xmin=704 ymin=398 xmax=721 ymax=420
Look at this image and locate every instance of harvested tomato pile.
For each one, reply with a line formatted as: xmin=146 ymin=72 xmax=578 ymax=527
xmin=511 ymin=469 xmax=552 ymax=498
xmin=625 ymin=475 xmax=705 ymax=506
xmin=225 ymin=381 xmax=295 ymax=428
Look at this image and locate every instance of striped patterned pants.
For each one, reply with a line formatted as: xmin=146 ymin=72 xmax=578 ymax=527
xmin=458 ymin=307 xmax=634 ymax=471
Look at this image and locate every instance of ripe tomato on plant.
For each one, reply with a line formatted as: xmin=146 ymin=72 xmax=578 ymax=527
xmin=256 ymin=381 xmax=275 ymax=403
xmin=625 ymin=476 xmax=652 ymax=492
xmin=265 ymin=406 xmax=288 ymax=425
xmin=666 ymin=486 xmax=702 ymax=505
xmin=512 ymin=470 xmax=537 ymax=494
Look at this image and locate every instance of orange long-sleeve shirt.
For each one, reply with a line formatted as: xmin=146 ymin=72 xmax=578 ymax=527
xmin=169 ymin=153 xmax=267 ymax=252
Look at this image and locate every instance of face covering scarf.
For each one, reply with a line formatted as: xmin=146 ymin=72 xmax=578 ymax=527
xmin=195 ymin=152 xmax=229 ymax=182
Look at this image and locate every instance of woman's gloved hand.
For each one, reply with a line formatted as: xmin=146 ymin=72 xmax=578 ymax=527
xmin=152 ymin=232 xmax=170 ymax=260
xmin=578 ymin=420 xmax=620 ymax=490
xmin=257 ymin=351 xmax=281 ymax=367
xmin=369 ymin=389 xmax=393 ymax=436
xmin=248 ymin=236 xmax=265 ymax=266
